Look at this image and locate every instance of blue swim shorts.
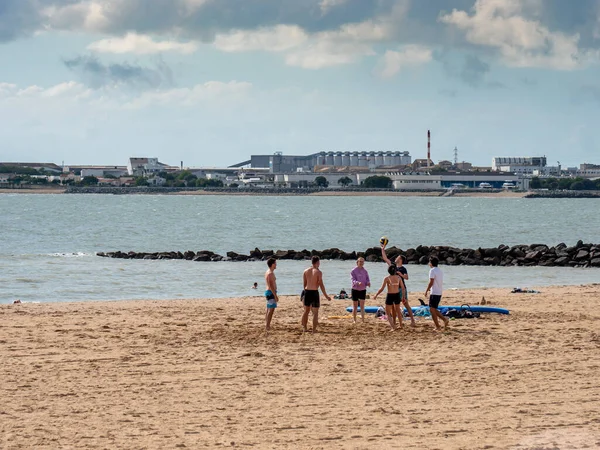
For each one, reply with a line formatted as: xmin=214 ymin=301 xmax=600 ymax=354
xmin=265 ymin=290 xmax=277 ymax=309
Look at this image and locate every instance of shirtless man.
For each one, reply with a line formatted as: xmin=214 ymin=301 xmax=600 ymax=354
xmin=264 ymin=258 xmax=279 ymax=331
xmin=302 ymin=256 xmax=331 ymax=332
xmin=381 ymin=244 xmax=416 ymax=327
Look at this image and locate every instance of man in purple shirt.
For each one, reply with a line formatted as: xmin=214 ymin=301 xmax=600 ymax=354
xmin=350 ymin=257 xmax=370 ymax=323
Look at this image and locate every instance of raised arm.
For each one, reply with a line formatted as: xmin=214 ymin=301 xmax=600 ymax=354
xmin=380 ymin=245 xmax=392 ymax=266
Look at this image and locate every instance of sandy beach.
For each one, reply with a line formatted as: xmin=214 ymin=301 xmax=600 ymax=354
xmin=2 ymin=285 xmax=599 ymax=449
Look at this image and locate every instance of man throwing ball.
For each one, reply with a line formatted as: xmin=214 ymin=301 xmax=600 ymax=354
xmin=381 ymin=241 xmax=416 ymax=327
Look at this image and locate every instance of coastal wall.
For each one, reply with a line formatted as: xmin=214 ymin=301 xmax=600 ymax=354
xmin=524 ymin=190 xmax=600 ymax=198
xmin=98 ymin=241 xmax=600 ymax=268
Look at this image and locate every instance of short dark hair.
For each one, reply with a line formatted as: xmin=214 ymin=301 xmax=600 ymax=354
xmin=267 ymin=258 xmax=277 ymax=268
xmin=387 ymin=265 xmax=397 ymax=276
xmin=429 ymin=256 xmax=439 ymax=267
xmin=400 ymin=255 xmax=407 ymax=264
xmin=311 ymin=255 xmax=320 ymax=264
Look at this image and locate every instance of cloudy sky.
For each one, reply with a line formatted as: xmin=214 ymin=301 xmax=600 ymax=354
xmin=1 ymin=0 xmax=599 ymax=168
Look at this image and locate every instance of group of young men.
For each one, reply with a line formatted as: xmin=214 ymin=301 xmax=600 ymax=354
xmin=263 ymin=243 xmax=448 ymax=332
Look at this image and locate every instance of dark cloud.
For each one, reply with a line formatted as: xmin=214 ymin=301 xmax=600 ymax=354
xmin=435 ymin=52 xmax=507 ymax=89
xmin=460 ymin=54 xmax=489 ymax=87
xmin=2 ymin=0 xmax=600 ymax=54
xmin=61 ymin=0 xmax=401 ymax=39
xmin=63 ymin=55 xmax=174 ymax=89
xmin=0 ymin=0 xmax=41 ymax=42
xmin=438 ymin=88 xmax=458 ymax=97
xmin=533 ymin=0 xmax=600 ymax=49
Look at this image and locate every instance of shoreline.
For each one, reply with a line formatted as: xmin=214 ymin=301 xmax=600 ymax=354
xmin=2 ymin=284 xmax=599 ymax=449
xmin=0 ymin=187 xmax=527 ymax=197
xmin=2 ymin=187 xmax=599 ymax=198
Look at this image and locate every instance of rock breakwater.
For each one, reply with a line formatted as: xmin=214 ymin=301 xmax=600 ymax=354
xmin=97 ymin=241 xmax=600 ymax=267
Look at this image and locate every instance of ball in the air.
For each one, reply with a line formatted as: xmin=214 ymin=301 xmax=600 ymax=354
xmin=379 ymin=236 xmax=389 ymax=247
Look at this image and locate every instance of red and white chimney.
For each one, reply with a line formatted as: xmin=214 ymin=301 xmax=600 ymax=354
xmin=427 ymin=130 xmax=431 ymax=169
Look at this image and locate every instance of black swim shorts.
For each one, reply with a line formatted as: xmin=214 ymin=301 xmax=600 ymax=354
xmin=303 ymin=289 xmax=320 ymax=308
xmin=351 ymin=289 xmax=366 ymax=301
xmin=429 ymin=294 xmax=442 ymax=309
xmin=386 ymin=292 xmax=401 ymax=305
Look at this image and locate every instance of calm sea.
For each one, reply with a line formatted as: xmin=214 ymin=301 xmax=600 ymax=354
xmin=1 ymin=194 xmax=599 ymax=304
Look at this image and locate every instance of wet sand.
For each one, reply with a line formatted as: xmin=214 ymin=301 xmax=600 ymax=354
xmin=1 ymin=285 xmax=599 ymax=449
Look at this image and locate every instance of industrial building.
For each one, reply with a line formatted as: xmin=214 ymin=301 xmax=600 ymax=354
xmin=249 ymin=151 xmax=411 ymax=173
xmin=492 ymin=157 xmax=547 ymax=172
xmin=491 ymin=156 xmax=561 ymax=175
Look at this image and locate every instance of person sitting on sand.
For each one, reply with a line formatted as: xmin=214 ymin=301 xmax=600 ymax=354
xmin=381 ymin=244 xmax=416 ymax=327
xmin=373 ymin=265 xmax=404 ymax=331
xmin=302 ymin=256 xmax=331 ymax=332
xmin=264 ymin=258 xmax=279 ymax=331
xmin=424 ymin=256 xmax=449 ymax=332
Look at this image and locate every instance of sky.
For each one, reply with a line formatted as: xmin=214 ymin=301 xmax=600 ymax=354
xmin=0 ymin=0 xmax=599 ymax=168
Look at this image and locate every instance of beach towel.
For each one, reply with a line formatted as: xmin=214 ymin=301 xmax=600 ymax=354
xmin=511 ymin=288 xmax=541 ymax=293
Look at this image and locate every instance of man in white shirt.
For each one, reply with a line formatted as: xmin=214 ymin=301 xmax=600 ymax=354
xmin=424 ymin=256 xmax=449 ymax=331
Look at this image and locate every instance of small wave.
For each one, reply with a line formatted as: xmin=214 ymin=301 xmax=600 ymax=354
xmin=15 ymin=278 xmax=39 ymax=284
xmin=48 ymin=252 xmax=93 ymax=258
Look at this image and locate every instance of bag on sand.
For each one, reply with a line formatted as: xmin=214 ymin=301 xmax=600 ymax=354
xmin=446 ymin=304 xmax=480 ymax=319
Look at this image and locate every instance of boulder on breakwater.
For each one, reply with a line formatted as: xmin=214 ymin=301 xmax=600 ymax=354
xmin=96 ymin=241 xmax=600 ymax=268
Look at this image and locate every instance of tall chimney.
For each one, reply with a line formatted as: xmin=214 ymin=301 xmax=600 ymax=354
xmin=427 ymin=130 xmax=431 ymax=169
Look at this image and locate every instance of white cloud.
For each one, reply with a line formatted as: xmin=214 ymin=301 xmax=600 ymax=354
xmin=285 ymin=41 xmax=375 ymax=69
xmin=43 ymin=1 xmax=109 ymax=33
xmin=0 ymin=83 xmax=17 ymax=97
xmin=319 ymin=0 xmax=349 ymax=14
xmin=41 ymin=81 xmax=91 ymax=99
xmin=213 ymin=19 xmax=393 ymax=69
xmin=439 ymin=0 xmax=599 ymax=70
xmin=180 ymin=0 xmax=210 ymax=15
xmin=375 ymin=45 xmax=433 ymax=78
xmin=88 ymin=33 xmax=198 ymax=55
xmin=122 ymin=81 xmax=253 ymax=109
xmin=0 ymin=80 xmax=251 ymax=110
xmin=214 ymin=25 xmax=308 ymax=53
xmin=0 ymin=82 xmax=93 ymax=102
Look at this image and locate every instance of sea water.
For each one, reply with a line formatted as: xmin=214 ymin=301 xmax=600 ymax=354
xmin=1 ymin=194 xmax=599 ymax=303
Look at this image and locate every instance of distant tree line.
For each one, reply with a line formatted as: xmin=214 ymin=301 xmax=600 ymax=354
xmin=313 ymin=175 xmax=392 ymax=189
xmin=153 ymin=170 xmax=224 ymax=187
xmin=530 ymin=177 xmax=600 ymax=191
xmin=2 ymin=166 xmax=397 ymax=190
